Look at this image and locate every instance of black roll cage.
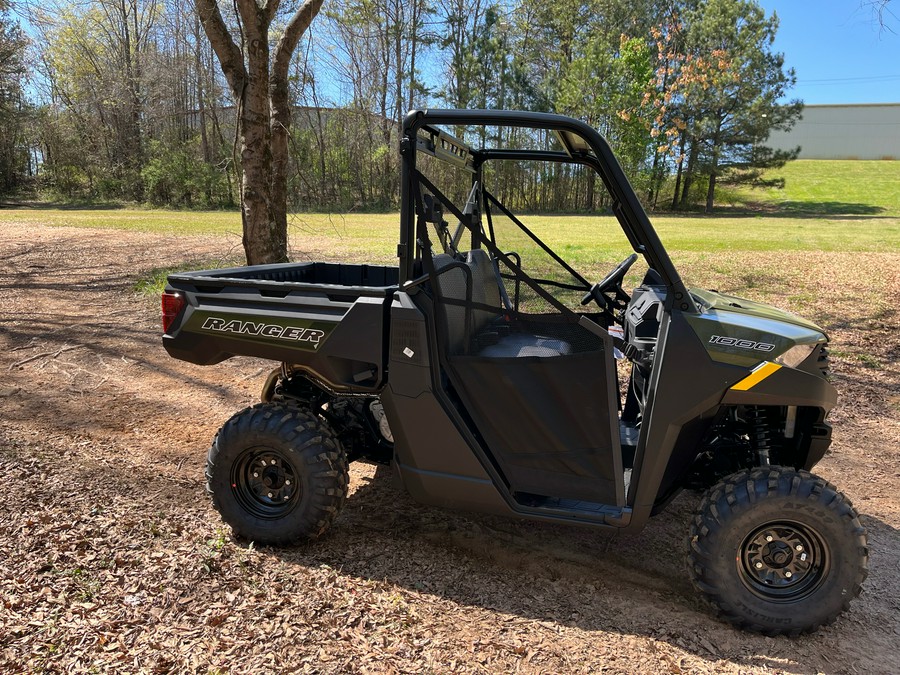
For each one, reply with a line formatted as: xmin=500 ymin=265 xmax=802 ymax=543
xmin=399 ymin=108 xmax=697 ymax=315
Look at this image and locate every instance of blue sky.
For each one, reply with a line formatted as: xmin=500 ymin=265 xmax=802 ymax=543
xmin=756 ymin=1 xmax=900 ymax=104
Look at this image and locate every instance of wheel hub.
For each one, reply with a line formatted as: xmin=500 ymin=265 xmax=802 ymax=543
xmin=232 ymin=449 xmax=300 ymax=518
xmin=762 ymin=541 xmax=794 ymax=568
xmin=262 ymin=465 xmax=285 ymax=489
xmin=739 ymin=522 xmax=826 ymax=599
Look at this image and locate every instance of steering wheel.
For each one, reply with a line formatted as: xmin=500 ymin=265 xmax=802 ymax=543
xmin=581 ymin=253 xmax=639 ymax=322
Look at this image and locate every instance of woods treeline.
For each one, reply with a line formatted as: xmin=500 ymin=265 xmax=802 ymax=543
xmin=2 ymin=0 xmax=800 ymax=214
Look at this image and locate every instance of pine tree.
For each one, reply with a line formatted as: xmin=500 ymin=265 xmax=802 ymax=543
xmin=678 ymin=0 xmax=801 ymax=212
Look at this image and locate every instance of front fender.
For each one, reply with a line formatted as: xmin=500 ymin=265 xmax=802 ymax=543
xmin=721 ymin=363 xmax=837 ymax=412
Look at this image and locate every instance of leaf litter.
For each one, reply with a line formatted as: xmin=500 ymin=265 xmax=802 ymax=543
xmin=0 ymin=222 xmax=898 ymax=673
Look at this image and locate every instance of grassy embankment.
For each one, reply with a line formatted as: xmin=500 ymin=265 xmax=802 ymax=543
xmin=6 ymin=159 xmax=898 ymax=236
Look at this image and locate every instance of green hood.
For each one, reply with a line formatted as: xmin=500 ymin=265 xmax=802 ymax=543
xmin=686 ymin=289 xmax=827 ymax=367
xmin=690 ymin=289 xmax=826 ymax=334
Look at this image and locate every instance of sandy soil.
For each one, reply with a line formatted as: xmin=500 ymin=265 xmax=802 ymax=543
xmin=1 ymin=221 xmax=898 ymax=674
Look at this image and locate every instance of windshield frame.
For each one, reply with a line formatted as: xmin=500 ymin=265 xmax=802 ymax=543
xmin=400 ymin=109 xmax=696 ymax=315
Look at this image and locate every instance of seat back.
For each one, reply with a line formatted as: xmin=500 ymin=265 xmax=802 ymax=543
xmin=431 ymin=249 xmax=504 ymax=354
xmin=466 ymin=249 xmax=502 ymax=335
xmin=432 ymin=253 xmax=469 ymax=353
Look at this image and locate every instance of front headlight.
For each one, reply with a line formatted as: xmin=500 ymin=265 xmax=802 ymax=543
xmin=775 ymin=343 xmax=818 ymax=368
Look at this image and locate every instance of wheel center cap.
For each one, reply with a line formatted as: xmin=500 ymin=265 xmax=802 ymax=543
xmin=262 ymin=466 xmax=284 ymax=489
xmin=762 ymin=541 xmax=794 ymax=568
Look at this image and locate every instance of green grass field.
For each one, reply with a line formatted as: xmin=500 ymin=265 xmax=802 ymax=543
xmin=3 ymin=160 xmax=898 ymax=269
xmin=4 ymin=159 xmax=896 ymax=366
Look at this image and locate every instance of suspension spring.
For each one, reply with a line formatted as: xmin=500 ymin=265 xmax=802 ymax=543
xmin=747 ymin=406 xmax=772 ymax=466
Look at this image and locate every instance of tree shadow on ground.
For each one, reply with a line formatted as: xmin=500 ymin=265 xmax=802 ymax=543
xmin=0 ymin=199 xmax=129 ymax=211
xmin=686 ymin=201 xmax=890 ymax=219
xmin=768 ymin=201 xmax=887 ymax=216
xmin=254 ymin=462 xmax=896 ymax=675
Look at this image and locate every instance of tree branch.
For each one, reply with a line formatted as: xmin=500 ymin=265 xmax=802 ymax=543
xmin=272 ymin=0 xmax=323 ymax=86
xmin=235 ymin=0 xmax=265 ymax=40
xmin=8 ymin=345 xmax=84 ymax=371
xmin=194 ymin=0 xmax=247 ymax=98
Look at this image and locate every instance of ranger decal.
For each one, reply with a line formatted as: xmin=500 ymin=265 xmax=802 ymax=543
xmin=201 ymin=317 xmax=325 ymax=345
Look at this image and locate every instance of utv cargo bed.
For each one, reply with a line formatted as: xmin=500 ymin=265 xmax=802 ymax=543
xmin=163 ymin=262 xmax=398 ymax=389
xmin=168 ymin=261 xmax=399 ymax=293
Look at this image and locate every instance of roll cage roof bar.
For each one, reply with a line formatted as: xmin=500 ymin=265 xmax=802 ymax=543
xmin=399 ymin=108 xmax=697 ymax=314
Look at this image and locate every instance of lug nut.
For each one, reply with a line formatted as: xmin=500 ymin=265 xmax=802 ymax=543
xmin=755 ymin=562 xmax=764 ymax=569
xmin=785 ymin=571 xmax=792 ymax=578
xmin=285 ymin=480 xmax=291 ymax=486
xmin=271 ymin=459 xmax=276 ymax=465
xmin=284 ymin=495 xmax=289 ymax=500
xmin=267 ymin=492 xmax=273 ymax=498
xmin=253 ymin=472 xmax=259 ymax=478
xmin=795 ymin=544 xmax=803 ymax=552
xmin=765 ymin=535 xmax=773 ymax=542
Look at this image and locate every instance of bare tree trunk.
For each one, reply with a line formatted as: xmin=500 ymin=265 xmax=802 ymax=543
xmin=679 ymin=139 xmax=699 ymax=209
xmin=705 ymin=171 xmax=717 ymax=214
xmin=196 ymin=0 xmax=323 ymax=265
xmin=194 ymin=14 xmax=210 ymax=164
xmin=393 ymin=0 xmax=404 ymax=129
xmin=408 ymin=0 xmax=419 ymax=110
xmin=671 ymin=131 xmax=688 ymax=209
xmin=312 ymin=97 xmax=329 ymax=205
xmin=704 ymin=119 xmax=723 ymax=214
xmin=238 ymin=6 xmax=278 ymax=263
xmin=585 ymin=171 xmax=594 ymax=211
xmin=271 ymin=1 xmax=323 ymax=260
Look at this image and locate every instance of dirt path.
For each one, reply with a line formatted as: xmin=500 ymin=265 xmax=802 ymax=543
xmin=1 ymin=222 xmax=898 ymax=674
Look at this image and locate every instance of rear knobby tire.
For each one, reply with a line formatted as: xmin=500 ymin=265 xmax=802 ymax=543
xmin=206 ymin=403 xmax=349 ymax=546
xmin=687 ymin=467 xmax=868 ymax=635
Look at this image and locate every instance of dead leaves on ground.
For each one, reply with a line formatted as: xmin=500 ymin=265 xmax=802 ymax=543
xmin=1 ymin=227 xmax=898 ymax=674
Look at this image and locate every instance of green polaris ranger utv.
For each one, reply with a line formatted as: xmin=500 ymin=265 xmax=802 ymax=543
xmin=161 ymin=109 xmax=867 ymax=635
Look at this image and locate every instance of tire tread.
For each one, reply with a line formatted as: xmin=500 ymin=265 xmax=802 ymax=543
xmin=206 ymin=402 xmax=349 ymax=546
xmin=687 ymin=466 xmax=868 ymax=636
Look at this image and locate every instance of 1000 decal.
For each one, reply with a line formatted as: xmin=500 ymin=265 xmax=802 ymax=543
xmin=708 ymin=335 xmax=775 ymax=352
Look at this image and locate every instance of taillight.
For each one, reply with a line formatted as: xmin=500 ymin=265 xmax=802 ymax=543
xmin=161 ymin=291 xmax=186 ymax=333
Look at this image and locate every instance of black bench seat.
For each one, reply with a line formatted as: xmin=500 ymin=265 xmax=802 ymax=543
xmin=432 ymin=249 xmax=572 ymax=358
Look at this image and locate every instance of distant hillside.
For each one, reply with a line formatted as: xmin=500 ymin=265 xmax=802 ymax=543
xmin=738 ymin=159 xmax=900 ymax=216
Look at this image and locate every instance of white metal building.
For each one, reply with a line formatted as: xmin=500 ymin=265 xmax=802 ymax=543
xmin=766 ymin=103 xmax=900 ymax=160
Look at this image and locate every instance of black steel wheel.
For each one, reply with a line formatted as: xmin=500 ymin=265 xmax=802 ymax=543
xmin=231 ymin=447 xmax=301 ymax=520
xmin=687 ymin=467 xmax=868 ymax=635
xmin=738 ymin=520 xmax=828 ymax=600
xmin=207 ymin=403 xmax=349 ymax=545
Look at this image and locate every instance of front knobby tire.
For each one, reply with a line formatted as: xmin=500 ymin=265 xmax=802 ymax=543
xmin=687 ymin=467 xmax=868 ymax=635
xmin=207 ymin=403 xmax=349 ymax=546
